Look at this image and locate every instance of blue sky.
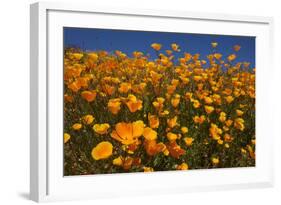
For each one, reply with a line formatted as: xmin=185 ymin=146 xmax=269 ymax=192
xmin=64 ymin=27 xmax=256 ymax=67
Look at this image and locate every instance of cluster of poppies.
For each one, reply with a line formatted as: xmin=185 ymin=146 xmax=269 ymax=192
xmin=63 ymin=42 xmax=255 ymax=175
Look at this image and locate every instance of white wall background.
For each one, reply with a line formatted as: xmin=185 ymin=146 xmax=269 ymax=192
xmin=0 ymin=0 xmax=280 ymax=204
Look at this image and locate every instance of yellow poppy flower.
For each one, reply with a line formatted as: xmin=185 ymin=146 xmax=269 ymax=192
xmin=184 ymin=137 xmax=194 ymax=146
xmin=143 ymin=127 xmax=157 ymax=141
xmin=205 ymin=105 xmax=215 ymax=114
xmin=212 ymin=94 xmax=221 ymax=105
xmin=151 ymin=43 xmax=162 ymax=51
xmin=72 ymin=53 xmax=83 ymax=60
xmin=227 ymin=54 xmax=236 ymax=61
xmin=217 ymin=139 xmax=223 ymax=145
xmin=93 ymin=123 xmax=110 ymax=134
xmin=91 ymin=141 xmax=113 ymax=160
xmin=111 ymin=121 xmax=144 ymax=145
xmin=193 ymin=75 xmax=202 ymax=82
xmin=185 ymin=92 xmax=193 ymax=100
xmin=225 ymin=96 xmax=234 ymax=104
xmin=234 ymin=118 xmax=245 ymax=131
xmin=181 ymin=127 xmax=188 ymax=134
xmin=82 ymin=115 xmax=94 ymax=125
xmin=112 ymin=156 xmax=134 ymax=170
xmin=251 ymin=139 xmax=256 ymax=145
xmin=219 ymin=112 xmax=226 ymax=122
xmin=176 ymin=162 xmax=189 ymax=170
xmin=241 ymin=148 xmax=247 ymax=154
xmin=192 ymin=100 xmax=201 ymax=108
xmin=72 ymin=123 xmax=82 ymax=130
xmin=88 ymin=52 xmax=98 ymax=62
xmin=212 ymin=157 xmax=219 ymax=165
xmin=211 ymin=42 xmax=218 ymax=48
xmin=209 ymin=123 xmax=222 ymax=140
xmin=143 ymin=167 xmax=154 ymax=172
xmin=204 ymin=96 xmax=213 ymax=104
xmin=159 ymin=110 xmax=170 ymax=117
xmin=64 ymin=133 xmax=71 ymax=143
xmin=213 ymin=53 xmax=222 ymax=60
xmin=167 ymin=132 xmax=178 ymax=142
xmin=112 ymin=156 xmax=123 ymax=166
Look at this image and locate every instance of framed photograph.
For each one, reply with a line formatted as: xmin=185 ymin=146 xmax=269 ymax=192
xmin=30 ymin=2 xmax=274 ymax=202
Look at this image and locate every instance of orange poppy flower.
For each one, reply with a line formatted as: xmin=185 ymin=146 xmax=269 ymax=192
xmin=171 ymin=43 xmax=180 ymax=52
xmin=209 ymin=123 xmax=222 ymax=140
xmin=67 ymin=80 xmax=81 ymax=93
xmin=148 ymin=114 xmax=159 ymax=129
xmin=118 ymin=82 xmax=132 ymax=93
xmin=152 ymin=97 xmax=165 ymax=111
xmin=144 ymin=140 xmax=166 ymax=156
xmin=166 ymin=141 xmax=185 ymax=159
xmin=233 ymin=45 xmax=241 ymax=52
xmin=171 ymin=94 xmax=180 ymax=108
xmin=81 ymin=90 xmax=97 ymax=102
xmin=167 ymin=116 xmax=178 ymax=128
xmin=103 ymin=84 xmax=115 ymax=96
xmin=91 ymin=141 xmax=113 ymax=160
xmin=234 ymin=118 xmax=245 ymax=131
xmin=125 ymin=94 xmax=143 ymax=113
xmin=72 ymin=123 xmax=82 ymax=130
xmin=112 ymin=156 xmax=134 ymax=170
xmin=108 ymin=98 xmax=121 ymax=115
xmin=193 ymin=115 xmax=206 ymax=124
xmin=111 ymin=121 xmax=144 ymax=145
xmin=64 ymin=94 xmax=73 ymax=103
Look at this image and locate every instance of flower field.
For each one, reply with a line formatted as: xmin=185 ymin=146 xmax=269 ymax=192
xmin=63 ymin=42 xmax=255 ymax=175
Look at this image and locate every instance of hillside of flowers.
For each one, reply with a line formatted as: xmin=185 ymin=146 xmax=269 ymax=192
xmin=63 ymin=42 xmax=255 ymax=175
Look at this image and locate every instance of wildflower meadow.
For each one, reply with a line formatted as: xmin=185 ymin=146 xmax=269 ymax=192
xmin=63 ymin=30 xmax=255 ymax=175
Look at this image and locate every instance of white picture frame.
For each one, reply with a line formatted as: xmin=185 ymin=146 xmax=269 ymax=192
xmin=30 ymin=1 xmax=274 ymax=202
